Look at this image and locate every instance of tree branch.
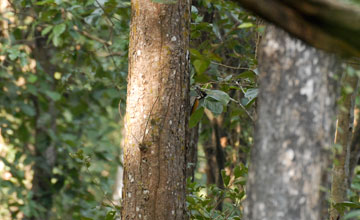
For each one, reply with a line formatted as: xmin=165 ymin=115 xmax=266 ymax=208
xmin=232 ymin=0 xmax=360 ymax=57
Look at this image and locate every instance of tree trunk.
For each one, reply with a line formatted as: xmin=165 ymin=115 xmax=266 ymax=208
xmin=122 ymin=0 xmax=191 ymax=219
xmin=26 ymin=31 xmax=58 ymax=220
xmin=244 ymin=25 xmax=340 ymax=220
xmin=330 ymin=71 xmax=358 ymax=220
xmin=186 ymin=123 xmax=199 ymax=181
xmin=203 ymin=111 xmax=225 ymax=210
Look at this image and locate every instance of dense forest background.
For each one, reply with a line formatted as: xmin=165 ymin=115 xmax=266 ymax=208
xmin=1 ymin=0 xmax=360 ymax=220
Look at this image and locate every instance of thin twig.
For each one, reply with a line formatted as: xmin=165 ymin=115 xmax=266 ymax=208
xmin=103 ymin=45 xmax=118 ymax=68
xmin=94 ymin=0 xmax=121 ymax=25
xmin=142 ymin=96 xmax=160 ymax=142
xmin=231 ymin=99 xmax=254 ymax=122
xmin=211 ymin=61 xmax=250 ymax=70
xmin=73 ymin=26 xmax=111 ymax=46
xmin=85 ymin=167 xmax=119 ymax=210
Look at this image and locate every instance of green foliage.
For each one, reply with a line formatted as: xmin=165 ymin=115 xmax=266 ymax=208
xmin=1 ymin=0 xmax=259 ymax=218
xmin=190 ymin=0 xmax=259 ymax=123
xmin=190 ymin=107 xmax=205 ymax=129
xmin=188 ymin=1 xmax=258 ymax=218
xmin=187 ymin=164 xmax=247 ymax=220
xmin=0 ymin=0 xmax=129 ymax=218
xmin=340 ymin=170 xmax=360 ymax=219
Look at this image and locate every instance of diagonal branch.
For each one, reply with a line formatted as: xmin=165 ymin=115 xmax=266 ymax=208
xmin=232 ymin=0 xmax=360 ymax=56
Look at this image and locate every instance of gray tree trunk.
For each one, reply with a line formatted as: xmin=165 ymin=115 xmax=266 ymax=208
xmin=121 ymin=0 xmax=191 ymax=219
xmin=244 ymin=25 xmax=340 ymax=220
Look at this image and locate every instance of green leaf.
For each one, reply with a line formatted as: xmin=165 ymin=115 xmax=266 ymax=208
xmin=344 ymin=210 xmax=360 ymax=219
xmin=53 ymin=23 xmax=66 ymax=37
xmin=193 ymin=59 xmax=210 ymax=75
xmin=205 ymin=89 xmax=230 ymax=105
xmin=36 ymin=0 xmax=55 ymax=5
xmin=194 ymin=72 xmax=210 ymax=83
xmin=221 ymin=170 xmax=230 ymax=187
xmin=27 ymin=75 xmax=37 ymax=83
xmin=52 ymin=35 xmax=63 ymax=47
xmin=223 ymin=74 xmax=232 ymax=81
xmin=20 ymin=104 xmax=36 ymax=116
xmin=189 ymin=107 xmax=204 ymax=128
xmin=238 ymin=22 xmax=254 ymax=29
xmin=204 ymin=99 xmax=223 ymax=115
xmin=9 ymin=53 xmax=18 ymax=60
xmin=244 ymin=88 xmax=258 ymax=103
xmin=189 ymin=48 xmax=202 ymax=59
xmin=8 ymin=49 xmax=20 ymax=60
xmin=105 ymin=211 xmax=116 ymax=220
xmin=44 ymin=91 xmax=61 ymax=101
xmin=212 ymin=23 xmax=221 ymax=40
xmin=253 ymin=68 xmax=260 ymax=75
xmin=41 ymin=25 xmax=53 ymax=36
xmin=186 ymin=194 xmax=197 ymax=205
xmin=237 ymin=70 xmax=256 ymax=80
xmin=234 ymin=165 xmax=242 ymax=178
xmin=336 ymin=201 xmax=360 ymax=209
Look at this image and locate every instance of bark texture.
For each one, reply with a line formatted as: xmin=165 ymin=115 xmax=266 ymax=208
xmin=330 ymin=72 xmax=358 ymax=220
xmin=122 ymin=0 xmax=191 ymax=219
xmin=233 ymin=0 xmax=360 ymax=57
xmin=244 ymin=25 xmax=340 ymax=220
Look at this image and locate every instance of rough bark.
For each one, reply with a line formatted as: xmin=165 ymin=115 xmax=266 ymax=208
xmin=122 ymin=0 xmax=191 ymax=219
xmin=330 ymin=72 xmax=358 ymax=220
xmin=232 ymin=0 xmax=360 ymax=57
xmin=244 ymin=25 xmax=340 ymax=220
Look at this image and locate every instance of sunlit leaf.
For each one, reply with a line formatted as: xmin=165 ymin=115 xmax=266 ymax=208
xmin=238 ymin=22 xmax=254 ymax=29
xmin=193 ymin=59 xmax=210 ymax=75
xmin=41 ymin=26 xmax=53 ymax=36
xmin=53 ymin=23 xmax=66 ymax=37
xmin=44 ymin=91 xmax=61 ymax=101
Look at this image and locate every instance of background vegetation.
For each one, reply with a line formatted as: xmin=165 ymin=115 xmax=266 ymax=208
xmin=1 ymin=0 xmax=360 ymax=219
